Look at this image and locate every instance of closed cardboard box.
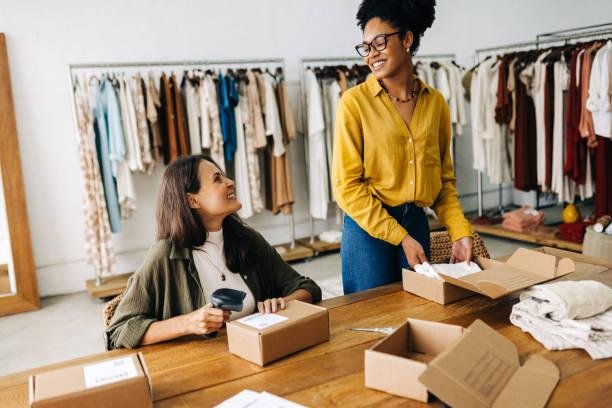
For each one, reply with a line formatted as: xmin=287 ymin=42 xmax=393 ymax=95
xmin=29 ymin=352 xmax=152 ymax=408
xmin=226 ymin=300 xmax=329 ymax=366
xmin=365 ymin=318 xmax=465 ymax=402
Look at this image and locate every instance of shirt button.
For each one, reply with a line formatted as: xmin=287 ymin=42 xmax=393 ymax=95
xmin=410 ymin=181 xmax=414 ymax=185
xmin=409 ymin=160 xmax=414 ymax=164
xmin=408 ymin=138 xmax=413 ymax=143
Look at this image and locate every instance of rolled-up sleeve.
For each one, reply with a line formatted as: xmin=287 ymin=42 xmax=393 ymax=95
xmin=105 ymin=274 xmax=158 ymax=350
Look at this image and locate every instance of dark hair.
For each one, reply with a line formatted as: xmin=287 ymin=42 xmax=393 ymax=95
xmin=156 ymin=154 xmax=254 ymax=273
xmin=356 ymin=0 xmax=436 ymax=55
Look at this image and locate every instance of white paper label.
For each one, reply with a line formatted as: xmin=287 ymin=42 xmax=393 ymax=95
xmin=83 ymin=357 xmax=138 ymax=388
xmin=214 ymin=390 xmax=307 ymax=408
xmin=237 ymin=313 xmax=289 ymax=330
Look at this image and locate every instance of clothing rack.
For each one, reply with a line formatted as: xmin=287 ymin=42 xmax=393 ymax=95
xmin=473 ymin=22 xmax=612 ymax=217
xmin=298 ymin=57 xmax=363 ymax=244
xmin=68 ymin=57 xmax=303 ymax=286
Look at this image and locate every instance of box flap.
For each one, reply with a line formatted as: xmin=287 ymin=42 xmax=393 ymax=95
xmin=418 ymin=320 xmax=519 ymax=408
xmin=492 ymin=355 xmax=559 ymax=408
xmin=438 ymin=266 xmax=542 ymax=298
xmin=506 ymin=248 xmax=557 ymax=278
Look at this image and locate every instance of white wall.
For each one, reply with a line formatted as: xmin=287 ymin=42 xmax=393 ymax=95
xmin=0 ymin=0 xmax=610 ymax=296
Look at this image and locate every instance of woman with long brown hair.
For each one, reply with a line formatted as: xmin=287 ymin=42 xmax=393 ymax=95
xmin=105 ymin=155 xmax=321 ymax=349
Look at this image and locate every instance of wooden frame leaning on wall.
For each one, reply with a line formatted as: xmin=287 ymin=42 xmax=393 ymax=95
xmin=0 ymin=33 xmax=39 ymax=316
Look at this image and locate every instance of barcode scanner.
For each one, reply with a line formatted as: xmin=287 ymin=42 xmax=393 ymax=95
xmin=204 ymin=288 xmax=246 ymax=339
xmin=211 ymin=288 xmax=247 ymax=312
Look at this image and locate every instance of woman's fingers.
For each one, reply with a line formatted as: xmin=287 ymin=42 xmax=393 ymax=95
xmin=257 ymin=298 xmax=285 ymax=314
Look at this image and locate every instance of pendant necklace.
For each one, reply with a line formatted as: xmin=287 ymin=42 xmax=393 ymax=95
xmin=380 ymin=78 xmax=419 ymax=103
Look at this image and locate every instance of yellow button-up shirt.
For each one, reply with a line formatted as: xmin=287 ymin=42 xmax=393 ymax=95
xmin=332 ymin=74 xmax=472 ymax=245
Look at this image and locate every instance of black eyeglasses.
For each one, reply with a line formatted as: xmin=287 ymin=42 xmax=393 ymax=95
xmin=355 ymin=32 xmax=402 ymax=57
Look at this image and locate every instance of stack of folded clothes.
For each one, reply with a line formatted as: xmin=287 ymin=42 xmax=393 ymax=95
xmin=558 ymin=221 xmax=594 ymax=244
xmin=510 ymin=280 xmax=612 ymax=359
xmin=501 ymin=206 xmax=545 ymax=232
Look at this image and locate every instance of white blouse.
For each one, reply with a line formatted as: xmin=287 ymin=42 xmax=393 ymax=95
xmin=192 ymin=229 xmax=256 ymax=320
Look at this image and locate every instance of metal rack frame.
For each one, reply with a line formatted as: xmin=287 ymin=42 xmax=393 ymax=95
xmin=473 ymin=22 xmax=612 ymax=217
xmin=68 ymin=57 xmax=299 ymax=285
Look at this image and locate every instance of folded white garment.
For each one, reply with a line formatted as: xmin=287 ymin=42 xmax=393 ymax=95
xmin=510 ymin=299 xmax=612 ymax=359
xmin=319 ymin=230 xmax=342 ymax=243
xmin=519 ymin=280 xmax=612 ymax=321
xmin=413 ymin=261 xmax=482 ymax=281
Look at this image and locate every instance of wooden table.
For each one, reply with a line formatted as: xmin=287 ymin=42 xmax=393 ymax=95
xmin=1 ymin=248 xmax=611 ymax=407
xmin=472 ymin=223 xmax=583 ymax=252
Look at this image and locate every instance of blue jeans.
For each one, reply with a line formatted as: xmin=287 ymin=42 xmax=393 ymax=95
xmin=341 ymin=203 xmax=431 ymax=294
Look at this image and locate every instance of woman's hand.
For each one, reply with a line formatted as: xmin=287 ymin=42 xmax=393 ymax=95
xmin=450 ymin=236 xmax=473 ymax=263
xmin=401 ymin=234 xmax=428 ymax=267
xmin=258 ymin=297 xmax=286 ymax=314
xmin=183 ymin=303 xmax=231 ymax=335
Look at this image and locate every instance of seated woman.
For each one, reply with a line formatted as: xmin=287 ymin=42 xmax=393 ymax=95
xmin=105 ymin=155 xmax=321 ymax=349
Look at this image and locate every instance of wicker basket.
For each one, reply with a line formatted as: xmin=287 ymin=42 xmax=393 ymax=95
xmin=429 ymin=231 xmax=490 ymax=264
xmin=583 ymin=226 xmax=612 ymax=261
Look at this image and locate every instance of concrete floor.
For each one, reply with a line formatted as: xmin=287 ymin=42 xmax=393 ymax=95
xmin=0 ymin=236 xmax=535 ymax=376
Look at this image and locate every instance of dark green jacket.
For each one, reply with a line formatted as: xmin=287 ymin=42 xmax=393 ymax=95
xmin=105 ymin=232 xmax=321 ymax=350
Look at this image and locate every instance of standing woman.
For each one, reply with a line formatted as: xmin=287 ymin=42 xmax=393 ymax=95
xmin=332 ymin=0 xmax=473 ymax=294
xmin=105 ymin=155 xmax=321 ymax=349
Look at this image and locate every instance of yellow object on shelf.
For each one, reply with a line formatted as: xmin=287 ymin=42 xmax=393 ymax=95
xmin=562 ymin=204 xmax=581 ymax=224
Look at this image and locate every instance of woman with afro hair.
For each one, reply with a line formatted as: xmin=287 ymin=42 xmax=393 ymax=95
xmin=332 ymin=0 xmax=473 ymax=294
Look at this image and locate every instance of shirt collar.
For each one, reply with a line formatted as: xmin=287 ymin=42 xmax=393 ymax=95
xmin=366 ymin=73 xmax=432 ymax=97
xmin=169 ymin=241 xmax=190 ymax=260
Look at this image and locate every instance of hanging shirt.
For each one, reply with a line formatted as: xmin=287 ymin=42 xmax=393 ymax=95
xmin=94 ymin=77 xmax=126 ymax=231
xmin=305 ymin=69 xmax=329 ymax=220
xmin=235 ymin=84 xmax=254 ymax=219
xmin=197 ymin=73 xmax=212 ymax=150
xmin=183 ymin=74 xmax=202 ymax=154
xmin=132 ymin=74 xmax=154 ymax=174
xmin=117 ymin=75 xmax=143 ymax=172
xmin=551 ymin=58 xmax=573 ymax=202
xmin=145 ymin=73 xmax=163 ymax=163
xmin=333 ymin=74 xmax=472 ymax=245
xmin=218 ymin=73 xmax=239 ymax=163
xmin=587 ymin=40 xmax=612 ymax=138
xmin=204 ymin=74 xmax=225 ymax=171
xmin=246 ymin=70 xmax=267 ymax=149
xmin=263 ymin=74 xmax=286 ymax=157
xmin=192 ymin=230 xmax=256 ymax=320
xmin=74 ymin=78 xmax=116 ymax=275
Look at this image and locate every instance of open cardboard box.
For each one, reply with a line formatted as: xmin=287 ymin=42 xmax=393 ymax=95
xmin=402 ymin=268 xmax=474 ymax=304
xmin=403 ymin=248 xmax=576 ymax=303
xmin=419 ymin=319 xmax=560 ymax=408
xmin=226 ymin=300 xmax=329 ymax=366
xmin=29 ymin=352 xmax=152 ymax=408
xmin=365 ymin=318 xmax=465 ymax=402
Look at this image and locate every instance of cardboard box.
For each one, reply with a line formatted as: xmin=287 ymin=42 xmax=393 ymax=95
xmin=226 ymin=300 xmax=329 ymax=366
xmin=405 ymin=248 xmax=575 ymax=302
xmin=402 ymin=268 xmax=474 ymax=304
xmin=29 ymin=352 xmax=152 ymax=408
xmin=419 ymin=319 xmax=559 ymax=408
xmin=439 ymin=248 xmax=575 ymax=299
xmin=364 ymin=318 xmax=465 ymax=402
